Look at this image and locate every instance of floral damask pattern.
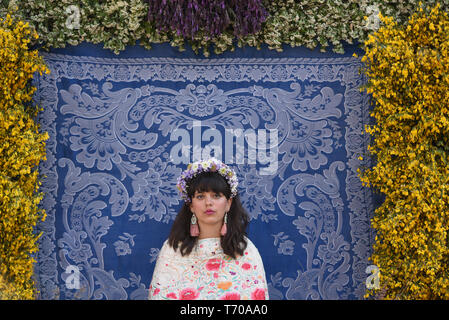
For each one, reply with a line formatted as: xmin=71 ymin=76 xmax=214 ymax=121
xmin=33 ymin=45 xmax=374 ymax=300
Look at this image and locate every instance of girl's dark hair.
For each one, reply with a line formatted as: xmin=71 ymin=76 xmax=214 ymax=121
xmin=168 ymin=171 xmax=249 ymax=259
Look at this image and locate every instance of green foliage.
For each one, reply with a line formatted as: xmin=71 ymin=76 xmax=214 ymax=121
xmin=5 ymin=0 xmax=448 ymax=56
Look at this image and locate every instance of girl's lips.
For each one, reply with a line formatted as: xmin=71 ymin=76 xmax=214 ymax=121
xmin=204 ymin=210 xmax=215 ymax=215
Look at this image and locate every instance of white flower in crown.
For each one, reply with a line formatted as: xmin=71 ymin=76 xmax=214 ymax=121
xmin=177 ymin=157 xmax=238 ymax=202
xmin=202 ymin=159 xmax=212 ymax=168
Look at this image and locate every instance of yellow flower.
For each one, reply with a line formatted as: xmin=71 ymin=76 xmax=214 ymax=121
xmin=359 ymin=4 xmax=449 ymax=300
xmin=0 ymin=12 xmax=48 ymax=300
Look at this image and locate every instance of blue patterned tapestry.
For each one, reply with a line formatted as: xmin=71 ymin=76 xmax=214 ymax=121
xmin=33 ymin=42 xmax=377 ymax=300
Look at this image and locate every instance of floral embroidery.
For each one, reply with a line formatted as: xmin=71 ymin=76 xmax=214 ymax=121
xmin=217 ymin=281 xmax=232 ymax=290
xmin=221 ymin=292 xmax=241 ymax=300
xmin=206 ymin=258 xmax=223 ymax=271
xmin=251 ymin=288 xmax=266 ymax=300
xmin=149 ymin=237 xmax=269 ymax=300
xmin=179 ymin=288 xmax=200 ymax=300
xmin=242 ymin=263 xmax=251 ymax=270
xmin=166 ymin=292 xmax=177 ymax=299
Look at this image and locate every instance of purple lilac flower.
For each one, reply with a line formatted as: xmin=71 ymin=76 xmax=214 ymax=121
xmin=147 ymin=0 xmax=268 ymax=40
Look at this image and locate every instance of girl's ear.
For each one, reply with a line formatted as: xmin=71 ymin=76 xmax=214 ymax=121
xmin=226 ymin=197 xmax=233 ymax=212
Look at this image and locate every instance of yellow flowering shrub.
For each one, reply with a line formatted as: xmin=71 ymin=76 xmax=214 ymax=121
xmin=0 ymin=13 xmax=49 ymax=299
xmin=359 ymin=4 xmax=449 ymax=299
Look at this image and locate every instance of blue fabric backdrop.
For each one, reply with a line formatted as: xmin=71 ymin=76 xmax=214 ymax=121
xmin=32 ymin=42 xmax=377 ymax=300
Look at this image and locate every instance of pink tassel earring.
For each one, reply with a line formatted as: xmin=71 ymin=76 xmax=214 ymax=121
xmin=220 ymin=212 xmax=228 ymax=236
xmin=190 ymin=214 xmax=199 ymax=237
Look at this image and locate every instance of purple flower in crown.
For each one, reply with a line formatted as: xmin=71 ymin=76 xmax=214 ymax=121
xmin=176 ymin=157 xmax=238 ymax=203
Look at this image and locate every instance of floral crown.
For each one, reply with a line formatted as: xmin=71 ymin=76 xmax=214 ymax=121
xmin=176 ymin=158 xmax=238 ymax=203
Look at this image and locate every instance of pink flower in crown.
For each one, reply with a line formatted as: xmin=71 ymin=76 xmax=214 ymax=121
xmin=179 ymin=288 xmax=200 ymax=300
xmin=251 ymin=288 xmax=266 ymax=300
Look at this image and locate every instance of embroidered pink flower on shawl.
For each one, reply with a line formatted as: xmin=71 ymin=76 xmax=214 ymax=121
xmin=206 ymin=258 xmax=224 ymax=271
xmin=242 ymin=263 xmax=251 ymax=270
xmin=179 ymin=288 xmax=200 ymax=300
xmin=166 ymin=292 xmax=177 ymax=299
xmin=220 ymin=292 xmax=241 ymax=300
xmin=251 ymin=288 xmax=266 ymax=300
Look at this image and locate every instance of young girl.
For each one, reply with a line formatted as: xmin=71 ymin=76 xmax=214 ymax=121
xmin=148 ymin=158 xmax=268 ymax=300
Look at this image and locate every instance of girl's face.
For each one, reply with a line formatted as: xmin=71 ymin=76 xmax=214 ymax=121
xmin=189 ymin=190 xmax=232 ymax=238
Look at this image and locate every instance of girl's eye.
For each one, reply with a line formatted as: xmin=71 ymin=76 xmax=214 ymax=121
xmin=194 ymin=193 xmax=221 ymax=199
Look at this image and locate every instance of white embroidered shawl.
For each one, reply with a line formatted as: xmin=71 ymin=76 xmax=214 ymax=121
xmin=149 ymin=237 xmax=269 ymax=300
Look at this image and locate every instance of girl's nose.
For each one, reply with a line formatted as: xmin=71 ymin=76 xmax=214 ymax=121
xmin=205 ymin=195 xmax=213 ymax=205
